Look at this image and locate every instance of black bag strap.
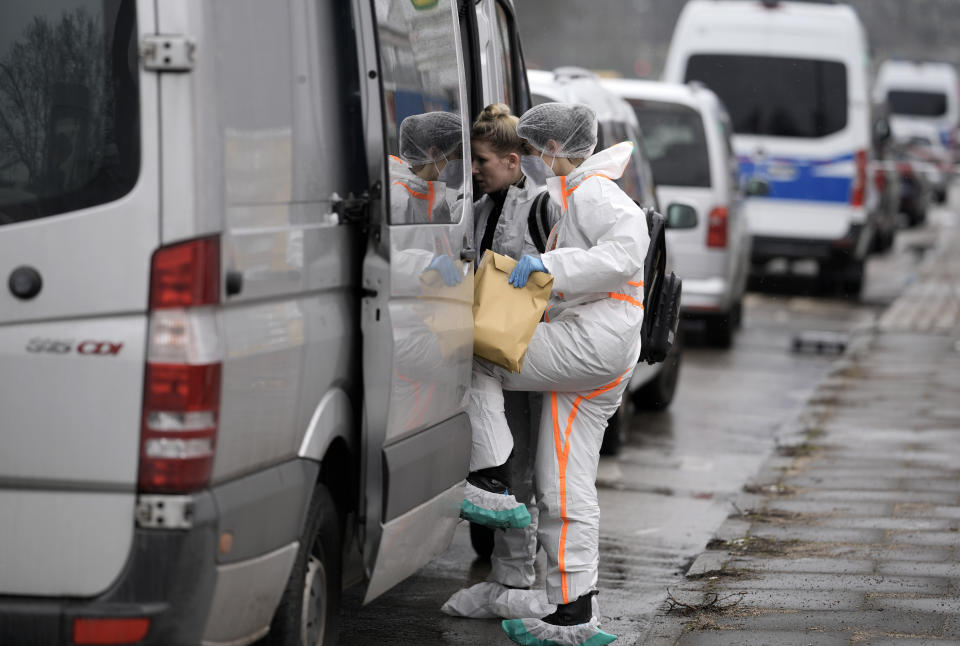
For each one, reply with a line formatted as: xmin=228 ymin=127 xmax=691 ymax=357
xmin=527 ymin=192 xmax=552 ymax=254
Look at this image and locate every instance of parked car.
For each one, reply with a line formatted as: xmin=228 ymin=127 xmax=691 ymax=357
xmin=892 ymin=150 xmax=933 ymax=228
xmin=664 ymin=0 xmax=875 ymax=297
xmin=0 ymin=1 xmax=532 ymax=644
xmin=893 ymin=120 xmax=953 ymax=204
xmin=603 ymin=78 xmax=750 ymax=347
xmin=867 ymin=100 xmax=901 ymax=254
xmin=527 ymin=67 xmax=684 ymax=455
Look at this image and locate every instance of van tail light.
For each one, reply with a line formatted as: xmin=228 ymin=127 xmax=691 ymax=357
xmin=850 ymin=149 xmax=867 ymax=207
xmin=706 ymin=206 xmax=728 ymax=248
xmin=149 ymin=235 xmax=220 ymax=309
xmin=140 ymin=237 xmax=222 ymax=494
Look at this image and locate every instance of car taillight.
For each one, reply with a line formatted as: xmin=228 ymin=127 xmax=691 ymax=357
xmin=850 ymin=149 xmax=867 ymax=207
xmin=73 ymin=618 xmax=150 ymax=645
xmin=140 ymin=237 xmax=222 ymax=494
xmin=874 ymin=167 xmax=887 ymax=192
xmin=706 ymin=206 xmax=728 ymax=248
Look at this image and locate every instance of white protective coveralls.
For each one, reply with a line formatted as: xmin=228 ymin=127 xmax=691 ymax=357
xmin=473 ymin=180 xmax=553 ymax=263
xmin=468 ymin=141 xmax=648 ymax=611
xmin=474 ymin=178 xmax=558 ymax=592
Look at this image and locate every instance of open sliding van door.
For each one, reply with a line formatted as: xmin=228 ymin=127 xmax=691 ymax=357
xmin=351 ymin=0 xmax=476 ymax=602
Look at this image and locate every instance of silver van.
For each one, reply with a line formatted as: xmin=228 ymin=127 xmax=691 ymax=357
xmin=0 ymin=1 xmax=530 ymax=644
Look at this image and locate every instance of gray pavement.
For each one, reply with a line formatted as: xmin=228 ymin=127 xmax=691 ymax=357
xmin=644 ymin=217 xmax=960 ymax=644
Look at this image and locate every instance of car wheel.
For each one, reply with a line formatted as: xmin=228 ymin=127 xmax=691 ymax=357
xmin=839 ymin=259 xmax=864 ymax=299
xmin=600 ymin=389 xmax=631 ymax=456
xmin=469 ymin=522 xmax=495 ymax=561
xmin=705 ymin=311 xmax=734 ymax=348
xmin=731 ymin=298 xmax=744 ymax=329
xmin=265 ymin=484 xmax=341 ymax=646
xmin=633 ymin=333 xmax=682 ymax=411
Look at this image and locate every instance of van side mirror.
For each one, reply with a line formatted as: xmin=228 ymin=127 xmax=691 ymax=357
xmin=665 ymin=203 xmax=698 ymax=229
xmin=744 ymin=177 xmax=771 ymax=197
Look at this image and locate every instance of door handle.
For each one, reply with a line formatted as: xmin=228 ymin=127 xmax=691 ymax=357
xmin=461 ymin=246 xmax=477 ymax=262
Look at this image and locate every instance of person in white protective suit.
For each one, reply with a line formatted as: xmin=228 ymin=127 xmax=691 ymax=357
xmin=389 ymin=111 xmax=466 ymax=285
xmin=459 ymin=103 xmax=559 ymax=533
xmin=446 ymin=104 xmax=560 ymax=616
xmin=463 ymin=103 xmax=649 ymax=646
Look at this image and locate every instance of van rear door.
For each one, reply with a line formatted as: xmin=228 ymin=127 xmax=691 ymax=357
xmin=0 ymin=0 xmax=158 ymax=597
xmin=352 ymin=0 xmax=475 ymax=602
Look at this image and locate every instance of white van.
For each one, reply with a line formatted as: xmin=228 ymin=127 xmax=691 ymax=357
xmin=0 ymin=1 xmax=531 ymax=644
xmin=603 ymin=78 xmax=751 ymax=348
xmin=663 ymin=0 xmax=874 ymax=295
xmin=874 ymin=59 xmax=960 ymax=163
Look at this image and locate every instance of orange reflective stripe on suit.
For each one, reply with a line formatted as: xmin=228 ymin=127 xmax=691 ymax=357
xmin=550 ymin=368 xmax=630 ymax=603
xmin=558 ymin=173 xmax=611 ymax=212
xmin=393 ymin=180 xmax=436 ymax=222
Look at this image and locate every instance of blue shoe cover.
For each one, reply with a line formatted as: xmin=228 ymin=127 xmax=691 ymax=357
xmin=460 ymin=482 xmax=531 ymax=529
xmin=460 ymin=499 xmax=531 ymax=529
xmin=501 ymin=618 xmax=616 ymax=646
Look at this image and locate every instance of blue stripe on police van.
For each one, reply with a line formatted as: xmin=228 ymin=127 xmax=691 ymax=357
xmin=739 ymin=153 xmax=854 ymax=203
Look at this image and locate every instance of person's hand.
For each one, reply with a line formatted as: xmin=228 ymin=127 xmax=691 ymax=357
xmin=508 ymin=255 xmax=547 ymax=288
xmin=427 ymin=254 xmax=462 ymax=286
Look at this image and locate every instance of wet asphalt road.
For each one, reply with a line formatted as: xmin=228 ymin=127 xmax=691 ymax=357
xmin=337 ymin=202 xmax=948 ymax=646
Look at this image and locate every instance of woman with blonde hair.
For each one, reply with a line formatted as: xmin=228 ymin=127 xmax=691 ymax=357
xmin=452 ymin=103 xmax=558 ymax=614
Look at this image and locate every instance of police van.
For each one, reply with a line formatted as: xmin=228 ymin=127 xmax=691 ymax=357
xmin=0 ymin=0 xmax=530 ymax=644
xmin=663 ymin=0 xmax=874 ymax=295
xmin=874 ymin=59 xmax=960 ymax=163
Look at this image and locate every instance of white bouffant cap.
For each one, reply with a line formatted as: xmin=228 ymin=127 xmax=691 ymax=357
xmin=517 ymin=102 xmax=597 ymax=159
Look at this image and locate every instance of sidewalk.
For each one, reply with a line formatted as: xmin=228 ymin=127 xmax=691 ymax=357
xmin=642 ymin=221 xmax=960 ymax=646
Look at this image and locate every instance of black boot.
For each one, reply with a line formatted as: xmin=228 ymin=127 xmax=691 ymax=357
xmin=541 ymin=591 xmax=596 ymax=626
xmin=467 ymin=457 xmax=513 ymax=494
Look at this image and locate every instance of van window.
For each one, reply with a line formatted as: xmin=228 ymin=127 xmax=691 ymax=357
xmin=685 ymin=54 xmax=848 ymax=139
xmin=887 ymin=90 xmax=948 ymax=118
xmin=629 ymin=100 xmax=710 ymax=188
xmin=376 ymin=0 xmax=469 ymax=225
xmin=493 ymin=3 xmax=516 ymax=111
xmin=0 ymin=0 xmax=139 ymax=226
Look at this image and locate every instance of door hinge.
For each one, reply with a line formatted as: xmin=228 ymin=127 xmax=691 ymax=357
xmin=140 ymin=35 xmax=196 ymax=72
xmin=332 ymin=182 xmax=380 ymax=226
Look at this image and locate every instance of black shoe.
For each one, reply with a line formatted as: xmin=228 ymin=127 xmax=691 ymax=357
xmin=541 ymin=591 xmax=596 ymax=626
xmin=467 ymin=469 xmax=511 ymax=495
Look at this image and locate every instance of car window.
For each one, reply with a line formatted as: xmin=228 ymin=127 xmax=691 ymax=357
xmin=629 ymin=99 xmax=711 ymax=188
xmin=0 ymin=0 xmax=140 ymax=226
xmin=685 ymin=54 xmax=848 ymax=139
xmin=375 ymin=0 xmax=469 ymax=225
xmin=887 ymin=90 xmax=948 ymax=117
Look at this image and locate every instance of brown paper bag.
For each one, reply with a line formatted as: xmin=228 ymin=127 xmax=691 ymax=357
xmin=473 ymin=250 xmax=554 ymax=373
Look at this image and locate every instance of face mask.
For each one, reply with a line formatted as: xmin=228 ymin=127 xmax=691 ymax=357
xmin=520 ymin=154 xmax=556 ymax=186
xmin=437 ymin=158 xmax=464 ymax=188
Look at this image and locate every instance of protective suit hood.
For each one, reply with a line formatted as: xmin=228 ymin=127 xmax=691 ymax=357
xmin=545 ymin=141 xmax=635 ymax=208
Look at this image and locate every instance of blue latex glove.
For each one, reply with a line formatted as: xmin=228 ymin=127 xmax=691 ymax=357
xmin=427 ymin=254 xmax=462 ymax=286
xmin=508 ymin=255 xmax=547 ymax=288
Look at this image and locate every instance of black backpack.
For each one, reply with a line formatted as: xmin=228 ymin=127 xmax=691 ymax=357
xmin=638 ymin=209 xmax=682 ymax=364
xmin=529 ymin=197 xmax=680 ymax=364
xmin=527 ymin=191 xmax=553 ymax=253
